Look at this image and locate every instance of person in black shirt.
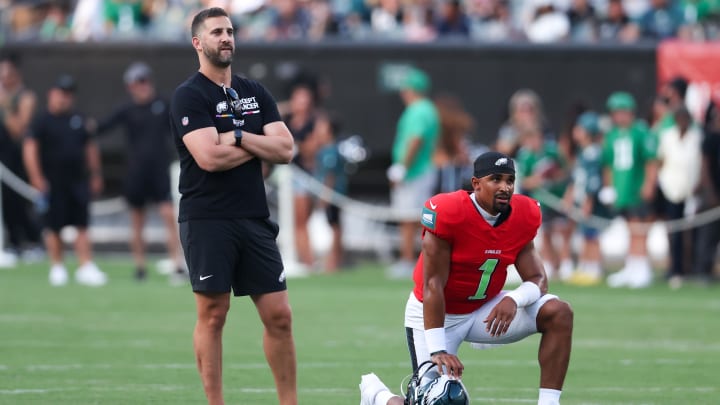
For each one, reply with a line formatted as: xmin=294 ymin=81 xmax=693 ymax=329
xmin=23 ymin=75 xmax=108 ymax=287
xmin=96 ymin=61 xmax=185 ymax=281
xmin=694 ymin=105 xmax=720 ymax=282
xmin=169 ymin=8 xmax=296 ymax=405
xmin=0 ymin=53 xmax=43 ymax=259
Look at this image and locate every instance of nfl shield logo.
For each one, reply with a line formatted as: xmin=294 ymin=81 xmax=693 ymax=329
xmin=181 ymin=116 xmax=189 ymax=126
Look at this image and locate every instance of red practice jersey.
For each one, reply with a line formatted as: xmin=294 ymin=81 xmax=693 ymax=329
xmin=412 ymin=191 xmax=542 ymax=314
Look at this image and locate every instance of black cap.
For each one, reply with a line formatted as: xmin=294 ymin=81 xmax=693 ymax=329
xmin=53 ymin=74 xmax=76 ymax=92
xmin=473 ymin=151 xmax=515 ymax=178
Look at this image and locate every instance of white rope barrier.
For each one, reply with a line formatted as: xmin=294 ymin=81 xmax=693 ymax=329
xmin=284 ymin=163 xmax=720 ymax=233
xmin=532 ymin=188 xmax=720 ymax=234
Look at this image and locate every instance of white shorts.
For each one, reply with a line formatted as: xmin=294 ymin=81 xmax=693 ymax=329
xmin=391 ymin=170 xmax=437 ymax=214
xmin=403 ymin=291 xmax=559 ymax=367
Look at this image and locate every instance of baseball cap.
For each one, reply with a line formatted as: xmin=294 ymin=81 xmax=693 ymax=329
xmin=53 ymin=74 xmax=76 ymax=92
xmin=606 ymin=91 xmax=636 ymax=111
xmin=577 ymin=111 xmax=600 ymax=135
xmin=473 ymin=151 xmax=515 ymax=178
xmin=401 ymin=67 xmax=430 ymax=93
xmin=124 ymin=61 xmax=152 ymax=84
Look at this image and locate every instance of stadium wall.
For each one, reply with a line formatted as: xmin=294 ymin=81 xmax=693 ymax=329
xmin=6 ymin=42 xmax=656 ymax=196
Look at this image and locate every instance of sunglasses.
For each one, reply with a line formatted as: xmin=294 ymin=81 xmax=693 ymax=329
xmin=222 ymin=84 xmax=240 ymax=116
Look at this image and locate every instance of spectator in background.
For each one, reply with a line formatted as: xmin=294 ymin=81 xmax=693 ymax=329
xmin=311 ymin=112 xmax=347 ymax=272
xmin=95 ymin=62 xmax=186 ymax=282
xmin=282 ymin=77 xmax=320 ymax=268
xmin=656 ymin=76 xmax=689 ymax=132
xmin=267 ymin=0 xmax=312 ymax=40
xmin=307 ymin=0 xmax=342 ymax=40
xmin=496 ymin=89 xmax=548 ymax=158
xmin=402 ymin=3 xmax=437 ymax=42
xmin=369 ymin=0 xmax=404 ymax=39
xmin=23 ymin=75 xmax=108 ymax=287
xmin=38 ymin=1 xmax=73 ymax=41
xmin=597 ymin=0 xmax=639 ymax=42
xmin=468 ymin=0 xmax=521 ymax=41
xmin=638 ymin=0 xmax=687 ymax=40
xmin=656 ymin=107 xmax=702 ymax=288
xmin=0 ymin=52 xmax=43 ymax=260
xmin=567 ymin=0 xmax=598 ymax=42
xmin=525 ymin=0 xmax=570 ymax=43
xmin=387 ymin=67 xmax=439 ymax=279
xmin=516 ymin=124 xmax=573 ymax=280
xmin=432 ymin=93 xmax=474 ymax=193
xmin=563 ymin=111 xmax=606 ymax=286
xmin=601 ymin=92 xmax=658 ymax=289
xmin=694 ymin=103 xmax=720 ymax=283
xmin=435 ymin=0 xmax=471 ymax=38
xmin=103 ymin=0 xmax=150 ymax=38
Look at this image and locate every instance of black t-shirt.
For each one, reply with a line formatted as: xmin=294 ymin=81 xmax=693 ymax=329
xmin=170 ymin=72 xmax=282 ymax=221
xmin=98 ymin=96 xmax=172 ymax=175
xmin=29 ymin=110 xmax=90 ymax=185
xmin=702 ymin=131 xmax=720 ymax=192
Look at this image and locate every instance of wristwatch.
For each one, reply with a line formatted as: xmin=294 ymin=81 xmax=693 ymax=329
xmin=234 ymin=128 xmax=243 ymax=147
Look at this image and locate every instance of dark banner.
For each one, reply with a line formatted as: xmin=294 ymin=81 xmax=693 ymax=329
xmin=5 ymin=42 xmax=656 ymax=195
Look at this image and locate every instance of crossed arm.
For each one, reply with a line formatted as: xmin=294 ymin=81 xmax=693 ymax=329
xmin=182 ymin=121 xmax=294 ymax=172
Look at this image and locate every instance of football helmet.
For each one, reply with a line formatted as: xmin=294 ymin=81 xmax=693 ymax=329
xmin=405 ymin=361 xmax=469 ymax=405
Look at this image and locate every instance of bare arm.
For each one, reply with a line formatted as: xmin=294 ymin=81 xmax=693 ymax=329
xmin=224 ymin=121 xmax=294 ymax=164
xmin=183 ymin=126 xmax=256 ymax=172
xmin=514 ymin=240 xmax=548 ymax=292
xmin=22 ymin=137 xmax=46 ymax=193
xmin=403 ymin=136 xmax=423 ymax=168
xmin=85 ymin=139 xmax=103 ymax=196
xmin=422 ymin=231 xmax=451 ymax=331
xmin=3 ymin=91 xmax=36 ymax=140
xmin=641 ymin=160 xmax=658 ymax=201
xmin=485 ymin=240 xmax=546 ymax=337
xmin=422 ymin=231 xmax=464 ymax=377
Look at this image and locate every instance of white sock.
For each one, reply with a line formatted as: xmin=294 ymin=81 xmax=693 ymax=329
xmin=375 ymin=390 xmax=397 ymax=405
xmin=586 ymin=261 xmax=601 ymax=277
xmin=538 ymin=388 xmax=562 ymax=405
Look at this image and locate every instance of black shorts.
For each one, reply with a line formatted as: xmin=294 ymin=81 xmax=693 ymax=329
xmin=124 ymin=168 xmax=172 ymax=208
xmin=179 ymin=217 xmax=286 ymax=296
xmin=45 ymin=182 xmax=89 ymax=232
xmin=325 ymin=204 xmax=340 ymax=225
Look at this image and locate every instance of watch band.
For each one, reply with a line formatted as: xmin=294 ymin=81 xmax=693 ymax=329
xmin=234 ymin=128 xmax=243 ymax=147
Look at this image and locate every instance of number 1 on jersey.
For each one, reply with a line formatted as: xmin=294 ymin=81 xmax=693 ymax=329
xmin=468 ymin=259 xmax=498 ymax=300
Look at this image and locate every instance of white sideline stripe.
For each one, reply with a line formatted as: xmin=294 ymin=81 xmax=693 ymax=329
xmin=0 ymin=389 xmax=67 ymax=395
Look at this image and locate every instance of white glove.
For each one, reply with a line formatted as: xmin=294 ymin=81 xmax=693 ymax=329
xmin=386 ymin=163 xmax=406 ymax=183
xmin=598 ymin=186 xmax=617 ymax=205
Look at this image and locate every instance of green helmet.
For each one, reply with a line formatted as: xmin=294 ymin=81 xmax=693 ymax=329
xmin=405 ymin=361 xmax=470 ymax=405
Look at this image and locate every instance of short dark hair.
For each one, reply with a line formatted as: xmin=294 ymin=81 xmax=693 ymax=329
xmin=0 ymin=51 xmax=20 ymax=67
xmin=668 ymin=76 xmax=688 ymax=99
xmin=191 ymin=7 xmax=229 ymax=38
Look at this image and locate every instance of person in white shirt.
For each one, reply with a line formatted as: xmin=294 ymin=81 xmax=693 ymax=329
xmin=656 ymin=107 xmax=702 ymax=287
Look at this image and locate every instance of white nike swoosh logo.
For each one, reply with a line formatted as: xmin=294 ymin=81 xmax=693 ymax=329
xmin=199 ymin=275 xmax=214 ymax=281
xmin=429 ymin=201 xmax=437 ymax=209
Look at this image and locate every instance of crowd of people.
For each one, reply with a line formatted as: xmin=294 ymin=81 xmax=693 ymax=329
xmin=2 ymin=0 xmax=720 ymax=44
xmin=0 ymin=52 xmax=187 ymax=285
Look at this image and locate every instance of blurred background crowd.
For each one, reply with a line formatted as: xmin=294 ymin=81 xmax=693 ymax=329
xmin=2 ymin=0 xmax=720 ymax=44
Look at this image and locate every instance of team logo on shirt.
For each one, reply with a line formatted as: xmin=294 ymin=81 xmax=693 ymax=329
xmin=216 ymin=101 xmax=229 ymax=113
xmin=181 ymin=116 xmax=189 ymax=126
xmin=421 ymin=206 xmax=436 ymax=230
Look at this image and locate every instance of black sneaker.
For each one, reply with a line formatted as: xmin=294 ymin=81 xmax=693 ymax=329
xmin=134 ymin=267 xmax=147 ymax=281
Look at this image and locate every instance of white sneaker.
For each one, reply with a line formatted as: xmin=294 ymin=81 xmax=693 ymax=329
xmin=49 ymin=264 xmax=69 ymax=286
xmin=627 ymin=264 xmax=652 ymax=289
xmin=558 ymin=259 xmax=574 ymax=281
xmin=607 ymin=267 xmax=631 ymax=288
xmin=75 ymin=262 xmax=108 ymax=287
xmin=359 ymin=373 xmax=390 ymax=405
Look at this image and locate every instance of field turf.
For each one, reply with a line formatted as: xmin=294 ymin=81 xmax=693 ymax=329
xmin=1 ymin=258 xmax=718 ymax=404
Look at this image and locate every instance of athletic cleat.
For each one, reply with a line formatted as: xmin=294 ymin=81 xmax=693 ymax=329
xmin=75 ymin=262 xmax=108 ymax=287
xmin=49 ymin=264 xmax=69 ymax=286
xmin=566 ymin=271 xmax=601 ymax=286
xmin=134 ymin=267 xmax=147 ymax=281
xmin=607 ymin=267 xmax=631 ymax=288
xmin=360 ymin=373 xmax=390 ymax=405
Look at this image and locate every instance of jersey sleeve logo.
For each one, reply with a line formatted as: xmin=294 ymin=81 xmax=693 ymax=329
xmin=421 ymin=206 xmax=437 ymax=230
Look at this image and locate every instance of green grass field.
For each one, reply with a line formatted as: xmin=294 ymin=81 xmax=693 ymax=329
xmin=1 ymin=257 xmax=719 ymax=404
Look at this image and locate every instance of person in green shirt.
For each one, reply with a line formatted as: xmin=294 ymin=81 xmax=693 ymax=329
xmin=600 ymin=92 xmax=658 ymax=289
xmin=516 ymin=124 xmax=572 ymax=281
xmin=387 ymin=67 xmax=440 ymax=278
